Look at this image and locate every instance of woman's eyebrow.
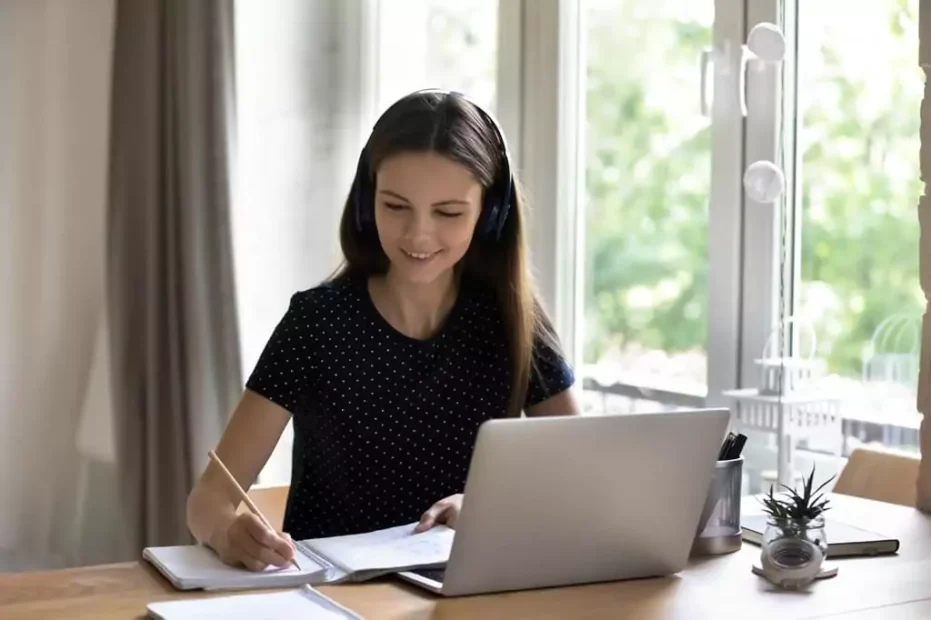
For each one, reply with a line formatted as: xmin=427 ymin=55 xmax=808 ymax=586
xmin=379 ymin=189 xmax=412 ymax=203
xmin=379 ymin=189 xmax=469 ymax=207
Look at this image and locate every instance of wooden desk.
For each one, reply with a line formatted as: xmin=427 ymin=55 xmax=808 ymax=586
xmin=2 ymin=494 xmax=930 ymax=619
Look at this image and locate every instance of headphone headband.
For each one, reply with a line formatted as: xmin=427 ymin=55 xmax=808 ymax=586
xmin=351 ymin=89 xmax=514 ymax=241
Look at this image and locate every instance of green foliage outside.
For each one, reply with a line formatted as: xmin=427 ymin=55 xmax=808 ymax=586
xmin=583 ymin=0 xmax=923 ymax=379
xmin=584 ymin=1 xmax=712 ymax=365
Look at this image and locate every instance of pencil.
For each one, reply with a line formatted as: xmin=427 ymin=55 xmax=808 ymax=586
xmin=207 ymin=450 xmax=301 ymax=571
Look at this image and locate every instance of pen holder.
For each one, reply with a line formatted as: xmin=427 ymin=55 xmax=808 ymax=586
xmin=691 ymin=456 xmax=743 ymax=556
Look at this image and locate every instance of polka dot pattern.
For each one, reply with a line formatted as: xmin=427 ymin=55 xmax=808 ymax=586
xmin=245 ymin=276 xmax=575 ymax=540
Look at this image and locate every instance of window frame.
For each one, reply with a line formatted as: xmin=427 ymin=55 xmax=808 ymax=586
xmin=502 ymin=0 xmax=586 ymax=384
xmin=740 ymin=0 xmax=787 ymax=393
xmin=515 ymin=0 xmax=785 ymax=408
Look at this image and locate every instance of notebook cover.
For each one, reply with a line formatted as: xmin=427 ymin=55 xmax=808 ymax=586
xmin=741 ymin=514 xmax=900 ymax=557
xmin=142 ymin=545 xmax=328 ymax=591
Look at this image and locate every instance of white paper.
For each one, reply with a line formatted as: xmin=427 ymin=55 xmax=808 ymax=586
xmin=305 ymin=523 xmax=454 ymax=573
xmin=147 ymin=587 xmax=354 ymax=620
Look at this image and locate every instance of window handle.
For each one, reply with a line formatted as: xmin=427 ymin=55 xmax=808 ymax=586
xmin=739 ymin=22 xmax=787 ymax=117
xmin=744 ymin=160 xmax=786 ymax=204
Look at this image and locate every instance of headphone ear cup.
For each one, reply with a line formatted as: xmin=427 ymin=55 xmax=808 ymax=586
xmin=494 ymin=201 xmax=510 ymax=239
xmin=479 ymin=172 xmax=512 ymax=241
xmin=480 ymin=202 xmax=500 ymax=239
xmin=353 ymin=151 xmax=374 ymax=233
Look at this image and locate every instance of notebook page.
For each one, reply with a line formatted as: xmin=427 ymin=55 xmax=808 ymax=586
xmin=306 ymin=523 xmax=454 ymax=573
xmin=146 ymin=587 xmax=355 ymax=620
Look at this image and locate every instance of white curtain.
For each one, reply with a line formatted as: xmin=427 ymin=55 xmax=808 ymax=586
xmin=0 ymin=0 xmax=126 ymax=570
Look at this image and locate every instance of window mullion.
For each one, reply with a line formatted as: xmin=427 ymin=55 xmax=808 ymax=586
xmin=739 ymin=0 xmax=785 ymax=390
xmin=496 ymin=0 xmax=524 ymax=164
xmin=706 ymin=0 xmax=748 ymax=404
xmin=516 ymin=0 xmax=583 ymax=371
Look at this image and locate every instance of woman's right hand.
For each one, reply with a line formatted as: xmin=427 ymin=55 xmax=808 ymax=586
xmin=215 ymin=512 xmax=297 ymax=571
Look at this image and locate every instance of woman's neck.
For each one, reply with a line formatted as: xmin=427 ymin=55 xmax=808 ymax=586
xmin=369 ymin=270 xmax=459 ymax=340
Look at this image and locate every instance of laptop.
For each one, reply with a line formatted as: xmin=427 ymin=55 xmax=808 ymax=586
xmin=396 ymin=408 xmax=731 ymax=597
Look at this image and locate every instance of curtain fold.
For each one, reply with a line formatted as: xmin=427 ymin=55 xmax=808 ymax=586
xmin=107 ymin=0 xmax=241 ymax=551
xmin=0 ymin=0 xmax=119 ymax=570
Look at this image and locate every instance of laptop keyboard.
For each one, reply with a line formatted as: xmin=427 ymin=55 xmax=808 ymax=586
xmin=412 ymin=567 xmax=446 ymax=584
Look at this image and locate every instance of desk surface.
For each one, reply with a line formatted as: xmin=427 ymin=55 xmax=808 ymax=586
xmin=2 ymin=494 xmax=930 ymax=620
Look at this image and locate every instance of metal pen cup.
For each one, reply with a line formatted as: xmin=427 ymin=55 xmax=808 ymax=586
xmin=691 ymin=456 xmax=744 ymax=556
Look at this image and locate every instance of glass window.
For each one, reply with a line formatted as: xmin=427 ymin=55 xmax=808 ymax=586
xmin=793 ymin=0 xmax=922 ymax=453
xmin=580 ymin=0 xmax=714 ymax=403
xmin=375 ymin=0 xmax=498 ymax=113
xmin=581 ymin=390 xmax=700 ymax=415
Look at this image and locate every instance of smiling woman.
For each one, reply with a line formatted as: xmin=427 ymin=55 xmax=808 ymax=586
xmin=333 ymin=90 xmax=569 ymax=419
xmin=187 ymin=90 xmax=580 ymax=571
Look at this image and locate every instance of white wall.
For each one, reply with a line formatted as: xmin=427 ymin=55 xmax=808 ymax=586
xmin=233 ymin=0 xmax=366 ymax=483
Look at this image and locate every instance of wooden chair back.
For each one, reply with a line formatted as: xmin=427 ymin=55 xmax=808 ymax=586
xmin=833 ymin=446 xmax=919 ymax=507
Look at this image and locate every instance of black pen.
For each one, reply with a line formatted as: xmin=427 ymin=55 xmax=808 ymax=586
xmin=718 ymin=432 xmax=735 ymax=460
xmin=727 ymin=433 xmax=747 ymax=459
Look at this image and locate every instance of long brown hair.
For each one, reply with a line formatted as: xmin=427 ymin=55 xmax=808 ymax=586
xmin=332 ymin=91 xmax=561 ymax=417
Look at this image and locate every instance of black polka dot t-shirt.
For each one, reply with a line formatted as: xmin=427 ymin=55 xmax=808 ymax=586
xmin=245 ymin=275 xmax=575 ymax=541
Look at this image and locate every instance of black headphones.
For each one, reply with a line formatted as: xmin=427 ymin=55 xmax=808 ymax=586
xmin=351 ymin=89 xmax=514 ymax=242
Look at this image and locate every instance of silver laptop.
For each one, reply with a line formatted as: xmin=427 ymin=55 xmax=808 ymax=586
xmin=397 ymin=408 xmax=730 ymax=597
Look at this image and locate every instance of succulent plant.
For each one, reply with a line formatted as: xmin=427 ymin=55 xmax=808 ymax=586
xmin=761 ymin=466 xmax=834 ymax=523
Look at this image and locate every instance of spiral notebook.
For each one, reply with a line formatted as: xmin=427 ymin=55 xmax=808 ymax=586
xmin=146 ymin=585 xmax=362 ymax=619
xmin=143 ymin=522 xmax=454 ymax=591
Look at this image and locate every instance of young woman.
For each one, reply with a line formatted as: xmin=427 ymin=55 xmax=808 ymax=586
xmin=186 ymin=89 xmax=580 ymax=571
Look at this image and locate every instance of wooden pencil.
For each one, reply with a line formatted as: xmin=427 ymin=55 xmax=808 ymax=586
xmin=207 ymin=450 xmax=301 ymax=570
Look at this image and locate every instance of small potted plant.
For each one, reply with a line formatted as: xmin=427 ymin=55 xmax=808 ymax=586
xmin=758 ymin=467 xmax=835 ymax=589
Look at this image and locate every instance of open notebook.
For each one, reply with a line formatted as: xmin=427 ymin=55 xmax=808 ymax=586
xmin=146 ymin=585 xmax=362 ymax=619
xmin=144 ymin=522 xmax=454 ymax=591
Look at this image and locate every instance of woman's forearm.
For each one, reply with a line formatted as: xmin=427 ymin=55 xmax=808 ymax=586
xmin=186 ymin=391 xmax=293 ymax=547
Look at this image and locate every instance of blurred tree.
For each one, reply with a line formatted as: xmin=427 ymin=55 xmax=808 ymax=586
xmin=584 ymin=2 xmax=712 ymax=363
xmin=797 ymin=0 xmax=922 ymax=376
xmin=583 ymin=0 xmax=922 ymax=380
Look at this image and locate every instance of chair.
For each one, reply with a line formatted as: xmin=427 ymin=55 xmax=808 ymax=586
xmin=833 ymin=446 xmax=919 ymax=507
xmin=242 ymin=484 xmax=290 ymax=531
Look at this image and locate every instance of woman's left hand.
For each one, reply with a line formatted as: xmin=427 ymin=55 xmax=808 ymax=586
xmin=415 ymin=494 xmax=463 ymax=532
